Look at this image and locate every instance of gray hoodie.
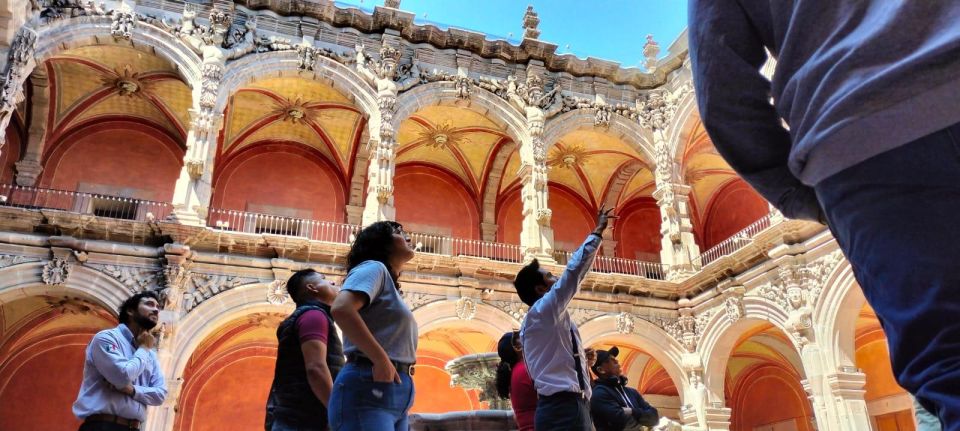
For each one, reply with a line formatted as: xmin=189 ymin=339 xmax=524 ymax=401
xmin=689 ymin=1 xmax=960 ymax=220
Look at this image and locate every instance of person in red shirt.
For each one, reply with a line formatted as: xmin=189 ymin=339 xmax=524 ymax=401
xmin=496 ymin=331 xmax=536 ymax=431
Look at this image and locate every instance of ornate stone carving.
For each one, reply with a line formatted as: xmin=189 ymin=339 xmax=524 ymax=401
xmin=401 ymin=291 xmax=444 ymax=311
xmin=0 ymin=254 xmax=40 ymax=269
xmin=183 ymin=273 xmax=255 ymax=311
xmin=175 ymin=5 xmax=258 ymax=108
xmin=111 ymin=7 xmax=136 ymax=40
xmin=569 ymin=307 xmax=605 ymax=326
xmin=616 ymin=312 xmax=635 ymax=334
xmin=447 ymin=353 xmax=509 ymax=410
xmin=723 ymin=296 xmax=744 ymax=324
xmin=636 ymin=90 xmax=676 ymax=132
xmin=1 ymin=27 xmax=37 ymax=119
xmin=506 ymin=73 xmax=564 ymax=154
xmin=355 ymin=43 xmax=420 ymax=129
xmin=266 ymin=280 xmax=289 ymax=305
xmin=657 ymin=309 xmax=713 ymax=352
xmin=521 ymin=5 xmax=541 ymax=39
xmin=456 ymin=297 xmax=477 ymax=320
xmin=42 ymin=257 xmax=71 ymax=286
xmin=90 ymin=264 xmax=161 ymax=294
xmin=32 ymin=0 xmax=107 ymax=22
xmin=486 ymin=300 xmax=527 ymax=322
xmin=643 ymin=35 xmax=661 ymax=72
xmin=756 ymin=250 xmax=843 ymax=345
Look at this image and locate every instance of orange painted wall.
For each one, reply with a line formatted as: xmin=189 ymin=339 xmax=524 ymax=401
xmin=701 ymin=179 xmax=769 ymax=250
xmin=394 ymin=165 xmax=480 ymax=239
xmin=0 ymin=121 xmax=21 ymax=185
xmin=0 ymin=338 xmax=87 ymax=430
xmin=409 ymin=362 xmax=478 ymax=413
xmin=548 ymin=185 xmax=594 ymax=252
xmin=615 ymin=197 xmax=661 ymax=262
xmin=496 ymin=189 xmax=523 ymax=245
xmin=729 ymin=365 xmax=813 ymax=431
xmin=858 ymin=340 xmax=906 ymax=401
xmin=178 ymin=353 xmax=275 ymax=431
xmin=42 ymin=127 xmax=182 ymax=201
xmin=213 ymin=151 xmax=346 ymax=222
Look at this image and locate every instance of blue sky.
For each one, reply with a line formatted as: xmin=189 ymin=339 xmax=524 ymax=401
xmin=333 ymin=0 xmax=688 ymax=69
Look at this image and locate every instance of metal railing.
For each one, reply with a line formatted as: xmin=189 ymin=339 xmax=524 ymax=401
xmin=206 ymin=208 xmax=360 ymax=244
xmin=0 ymin=183 xmax=171 ymax=222
xmin=694 ymin=213 xmax=774 ymax=267
xmin=408 ymin=231 xmax=524 ymax=263
xmin=552 ymin=249 xmax=666 ymax=280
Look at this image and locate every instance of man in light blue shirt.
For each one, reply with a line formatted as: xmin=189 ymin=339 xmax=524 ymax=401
xmin=73 ymin=291 xmax=166 ymax=430
xmin=515 ymin=207 xmax=613 ymax=431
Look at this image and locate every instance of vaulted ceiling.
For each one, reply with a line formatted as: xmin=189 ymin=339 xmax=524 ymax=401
xmin=45 ymin=45 xmax=191 ymax=145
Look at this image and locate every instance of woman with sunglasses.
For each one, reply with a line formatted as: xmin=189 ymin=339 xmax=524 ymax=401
xmin=329 ymin=221 xmax=417 ymax=431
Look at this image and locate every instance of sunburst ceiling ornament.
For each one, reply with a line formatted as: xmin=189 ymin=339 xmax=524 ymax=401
xmin=270 ymin=97 xmax=320 ymax=124
xmin=418 ymin=122 xmax=472 ymax=149
xmin=100 ymin=64 xmax=155 ymax=98
xmin=547 ymin=144 xmax=591 ymax=169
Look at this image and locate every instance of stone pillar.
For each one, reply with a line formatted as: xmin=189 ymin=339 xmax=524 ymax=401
xmin=704 ymin=406 xmax=732 ymax=430
xmin=826 ymin=370 xmax=872 ymax=430
xmin=601 ymin=226 xmax=616 ymax=257
xmin=654 ymin=181 xmax=699 ymax=279
xmin=480 ymin=222 xmax=498 ymax=242
xmin=168 ymin=108 xmax=222 ymax=226
xmin=0 ymin=27 xmax=36 ymax=151
xmin=14 ymin=70 xmax=47 ymax=186
xmin=517 ymin=137 xmax=554 ymax=262
xmin=146 ymin=244 xmax=194 ymax=431
xmin=360 ymin=132 xmax=397 ymax=225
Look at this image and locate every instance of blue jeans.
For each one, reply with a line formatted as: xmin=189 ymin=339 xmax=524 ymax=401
xmin=534 ymin=392 xmax=592 ymax=431
xmin=815 ymin=121 xmax=960 ymax=430
xmin=328 ymin=363 xmax=414 ymax=431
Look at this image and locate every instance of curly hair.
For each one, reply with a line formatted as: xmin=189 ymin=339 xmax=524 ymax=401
xmin=347 ymin=221 xmax=403 ymax=287
xmin=118 ymin=290 xmax=160 ymax=326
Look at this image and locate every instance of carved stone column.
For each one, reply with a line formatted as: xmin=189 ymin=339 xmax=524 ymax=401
xmin=0 ymin=27 xmax=37 ymax=151
xmin=146 ymin=243 xmax=193 ymax=431
xmin=480 ymin=222 xmax=498 ymax=242
xmin=446 ymin=352 xmax=510 ymax=410
xmin=517 ymin=138 xmax=555 ymax=262
xmin=14 ymin=71 xmax=48 ymax=186
xmin=825 ymin=370 xmax=871 ymax=431
xmin=360 ymin=131 xmax=398 ymax=225
xmin=168 ymin=108 xmax=223 ymax=226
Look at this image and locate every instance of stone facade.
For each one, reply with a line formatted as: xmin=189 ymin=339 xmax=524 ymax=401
xmin=0 ymin=2 xmax=915 ymax=431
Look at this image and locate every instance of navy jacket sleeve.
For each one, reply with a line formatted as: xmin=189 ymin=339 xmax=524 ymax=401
xmin=688 ymin=0 xmax=823 ymax=221
xmin=627 ymin=387 xmax=659 ymax=427
xmin=589 ymin=385 xmax=631 ymax=430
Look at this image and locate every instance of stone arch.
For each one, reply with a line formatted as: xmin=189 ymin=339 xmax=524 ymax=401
xmin=665 ymin=90 xmax=699 ymax=170
xmin=579 ymin=314 xmax=687 ymax=402
xmin=394 ymin=82 xmax=527 ymax=145
xmin=216 ymin=51 xmax=378 ymax=121
xmin=541 ymin=110 xmax=656 ymax=164
xmin=0 ymin=261 xmax=132 ymax=313
xmin=698 ymin=298 xmax=796 ymax=403
xmin=412 ymin=299 xmax=519 ymax=341
xmin=32 ymin=18 xmax=202 ymax=88
xmin=812 ymin=259 xmax=862 ymax=371
xmin=169 ymin=282 xmax=291 ymax=380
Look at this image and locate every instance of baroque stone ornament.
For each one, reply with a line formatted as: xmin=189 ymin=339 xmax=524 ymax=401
xmin=42 ymin=257 xmax=72 ymax=286
xmin=418 ymin=122 xmax=472 ymax=149
xmin=43 ymin=295 xmax=95 ymax=315
xmin=92 ymin=264 xmax=160 ymax=294
xmin=446 ymin=352 xmax=510 ymax=410
xmin=456 ymin=297 xmax=477 ymax=320
xmin=266 ymin=280 xmax=289 ymax=305
xmin=182 ymin=273 xmax=255 ymax=311
xmin=569 ymin=307 xmax=605 ymax=326
xmin=0 ymin=254 xmax=39 ymax=269
xmin=401 ymin=291 xmax=444 ymax=311
xmin=111 ymin=7 xmax=136 ymax=40
xmin=724 ymin=296 xmax=744 ymax=324
xmin=616 ymin=312 xmax=635 ymax=334
xmin=546 ymin=144 xmax=590 ymax=169
xmin=100 ymin=65 xmax=155 ymax=98
xmin=486 ymin=299 xmax=527 ymax=322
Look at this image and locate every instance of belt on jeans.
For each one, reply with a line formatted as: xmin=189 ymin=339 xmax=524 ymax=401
xmin=538 ymin=391 xmax=586 ymax=400
xmin=346 ymin=353 xmax=415 ymax=376
xmin=84 ymin=414 xmax=141 ymax=429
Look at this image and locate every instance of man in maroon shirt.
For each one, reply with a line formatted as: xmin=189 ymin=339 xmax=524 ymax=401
xmin=265 ymin=269 xmax=344 ymax=431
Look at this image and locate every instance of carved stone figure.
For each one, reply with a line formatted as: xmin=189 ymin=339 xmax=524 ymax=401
xmin=111 ymin=8 xmax=136 ymax=40
xmin=456 ymin=297 xmax=477 ymax=320
xmin=616 ymin=311 xmax=635 ymax=334
xmin=688 ymin=372 xmax=708 ymax=429
xmin=176 ymin=5 xmax=258 ymax=108
xmin=506 ymin=73 xmax=563 ymax=142
xmin=42 ymin=257 xmax=71 ymax=286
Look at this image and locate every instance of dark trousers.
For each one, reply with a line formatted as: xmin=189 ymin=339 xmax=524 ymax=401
xmin=78 ymin=421 xmax=136 ymax=431
xmin=535 ymin=392 xmax=592 ymax=431
xmin=815 ymin=121 xmax=960 ymax=430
